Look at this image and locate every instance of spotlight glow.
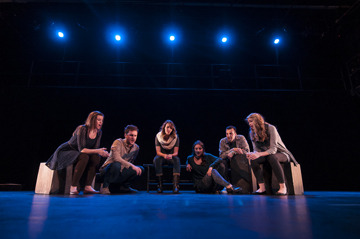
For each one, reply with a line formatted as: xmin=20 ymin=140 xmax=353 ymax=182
xmin=58 ymin=32 xmax=64 ymax=38
xmin=115 ymin=35 xmax=121 ymax=41
xmin=170 ymin=36 xmax=175 ymax=41
xmin=222 ymin=37 xmax=227 ymax=43
xmin=274 ymin=38 xmax=280 ymax=44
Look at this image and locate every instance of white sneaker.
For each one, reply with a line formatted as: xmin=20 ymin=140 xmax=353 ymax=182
xmin=221 ymin=187 xmax=228 ymax=194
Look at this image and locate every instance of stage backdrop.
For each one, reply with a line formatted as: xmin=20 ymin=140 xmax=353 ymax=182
xmin=1 ymin=87 xmax=359 ymax=191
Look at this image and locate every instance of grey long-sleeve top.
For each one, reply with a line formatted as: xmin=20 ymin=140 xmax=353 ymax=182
xmin=252 ymin=124 xmax=298 ymax=165
xmin=100 ymin=138 xmax=139 ymax=171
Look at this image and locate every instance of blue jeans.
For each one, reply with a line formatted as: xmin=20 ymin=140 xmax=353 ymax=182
xmin=153 ymin=156 xmax=181 ymax=176
xmin=100 ymin=162 xmax=144 ymax=188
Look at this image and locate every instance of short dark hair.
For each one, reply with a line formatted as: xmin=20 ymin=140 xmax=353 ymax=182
xmin=226 ymin=125 xmax=237 ymax=133
xmin=124 ymin=125 xmax=139 ymax=134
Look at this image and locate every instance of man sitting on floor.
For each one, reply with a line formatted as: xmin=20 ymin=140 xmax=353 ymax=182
xmin=99 ymin=125 xmax=143 ymax=194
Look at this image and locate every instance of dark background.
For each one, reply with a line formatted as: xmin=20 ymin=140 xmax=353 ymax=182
xmin=1 ymin=1 xmax=359 ymax=191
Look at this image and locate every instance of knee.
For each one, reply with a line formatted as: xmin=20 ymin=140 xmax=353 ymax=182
xmin=90 ymin=154 xmax=100 ymax=165
xmin=172 ymin=156 xmax=180 ymax=164
xmin=267 ymin=154 xmax=279 ymax=164
xmin=217 ymin=163 xmax=225 ymax=171
xmin=111 ymin=162 xmax=122 ymax=171
xmin=153 ymin=156 xmax=161 ymax=164
xmin=211 ymin=169 xmax=219 ymax=176
xmin=77 ymin=153 xmax=89 ymax=163
xmin=251 ymin=161 xmax=260 ymax=169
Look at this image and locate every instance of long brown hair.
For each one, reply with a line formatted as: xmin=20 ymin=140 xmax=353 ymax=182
xmin=246 ymin=113 xmax=269 ymax=142
xmin=160 ymin=120 xmax=177 ymax=138
xmin=192 ymin=140 xmax=206 ymax=165
xmin=85 ymin=111 xmax=104 ymax=131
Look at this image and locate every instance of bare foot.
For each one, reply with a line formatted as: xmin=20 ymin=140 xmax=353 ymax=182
xmin=277 ymin=188 xmax=287 ymax=194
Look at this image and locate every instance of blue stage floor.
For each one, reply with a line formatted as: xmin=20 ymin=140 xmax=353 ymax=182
xmin=0 ymin=191 xmax=359 ymax=239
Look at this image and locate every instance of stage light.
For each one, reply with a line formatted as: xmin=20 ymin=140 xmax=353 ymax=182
xmin=170 ymin=36 xmax=175 ymax=41
xmin=115 ymin=35 xmax=121 ymax=41
xmin=58 ymin=32 xmax=64 ymax=38
xmin=222 ymin=37 xmax=227 ymax=43
xmin=274 ymin=38 xmax=280 ymax=44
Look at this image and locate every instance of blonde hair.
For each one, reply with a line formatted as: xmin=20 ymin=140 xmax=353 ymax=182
xmin=246 ymin=113 xmax=269 ymax=142
xmin=85 ymin=111 xmax=104 ymax=131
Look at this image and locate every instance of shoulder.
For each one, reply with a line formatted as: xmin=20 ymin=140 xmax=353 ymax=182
xmin=267 ymin=124 xmax=279 ymax=136
xmin=219 ymin=137 xmax=227 ymax=143
xmin=204 ymin=153 xmax=216 ymax=158
xmin=76 ymin=125 xmax=86 ymax=132
xmin=113 ymin=138 xmax=123 ymax=145
xmin=267 ymin=124 xmax=277 ymax=132
xmin=187 ymin=155 xmax=194 ymax=160
xmin=134 ymin=143 xmax=140 ymax=150
xmin=74 ymin=125 xmax=87 ymax=136
xmin=236 ymin=135 xmax=245 ymax=139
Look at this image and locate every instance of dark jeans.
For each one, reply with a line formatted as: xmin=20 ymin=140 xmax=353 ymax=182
xmin=100 ymin=162 xmax=144 ymax=188
xmin=196 ymin=163 xmax=230 ymax=193
xmin=72 ymin=153 xmax=100 ymax=187
xmin=153 ymin=156 xmax=181 ymax=176
xmin=251 ymin=153 xmax=288 ymax=184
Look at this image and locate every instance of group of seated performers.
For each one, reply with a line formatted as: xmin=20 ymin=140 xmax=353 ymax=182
xmin=45 ymin=111 xmax=297 ymax=195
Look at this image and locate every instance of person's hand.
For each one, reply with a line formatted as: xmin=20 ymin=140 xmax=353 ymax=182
xmin=186 ymin=164 xmax=192 ymax=172
xmin=246 ymin=152 xmax=260 ymax=160
xmin=166 ymin=154 xmax=173 ymax=160
xmin=132 ymin=165 xmax=142 ymax=176
xmin=227 ymin=152 xmax=234 ymax=160
xmin=99 ymin=148 xmax=110 ymax=157
xmin=207 ymin=167 xmax=213 ymax=176
xmin=234 ymin=148 xmax=243 ymax=154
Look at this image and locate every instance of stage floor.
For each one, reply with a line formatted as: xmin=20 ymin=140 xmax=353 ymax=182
xmin=0 ymin=191 xmax=359 ymax=239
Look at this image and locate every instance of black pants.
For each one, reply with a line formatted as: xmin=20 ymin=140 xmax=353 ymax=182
xmin=250 ymin=153 xmax=288 ymax=184
xmin=72 ymin=153 xmax=100 ymax=187
xmin=100 ymin=162 xmax=144 ymax=188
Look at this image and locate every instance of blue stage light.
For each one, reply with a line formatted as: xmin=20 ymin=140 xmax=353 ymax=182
xmin=274 ymin=38 xmax=280 ymax=44
xmin=170 ymin=36 xmax=175 ymax=41
xmin=58 ymin=32 xmax=64 ymax=38
xmin=222 ymin=37 xmax=227 ymax=43
xmin=115 ymin=35 xmax=121 ymax=41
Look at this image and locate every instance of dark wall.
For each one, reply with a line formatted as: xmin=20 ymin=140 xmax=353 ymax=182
xmin=1 ymin=86 xmax=359 ymax=191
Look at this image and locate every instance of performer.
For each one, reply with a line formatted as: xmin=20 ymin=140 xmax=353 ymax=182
xmin=218 ymin=126 xmax=250 ymax=192
xmin=246 ymin=113 xmax=298 ymax=195
xmin=99 ymin=125 xmax=143 ymax=194
xmin=46 ymin=111 xmax=109 ymax=195
xmin=153 ymin=120 xmax=180 ymax=194
xmin=186 ymin=140 xmax=242 ymax=194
